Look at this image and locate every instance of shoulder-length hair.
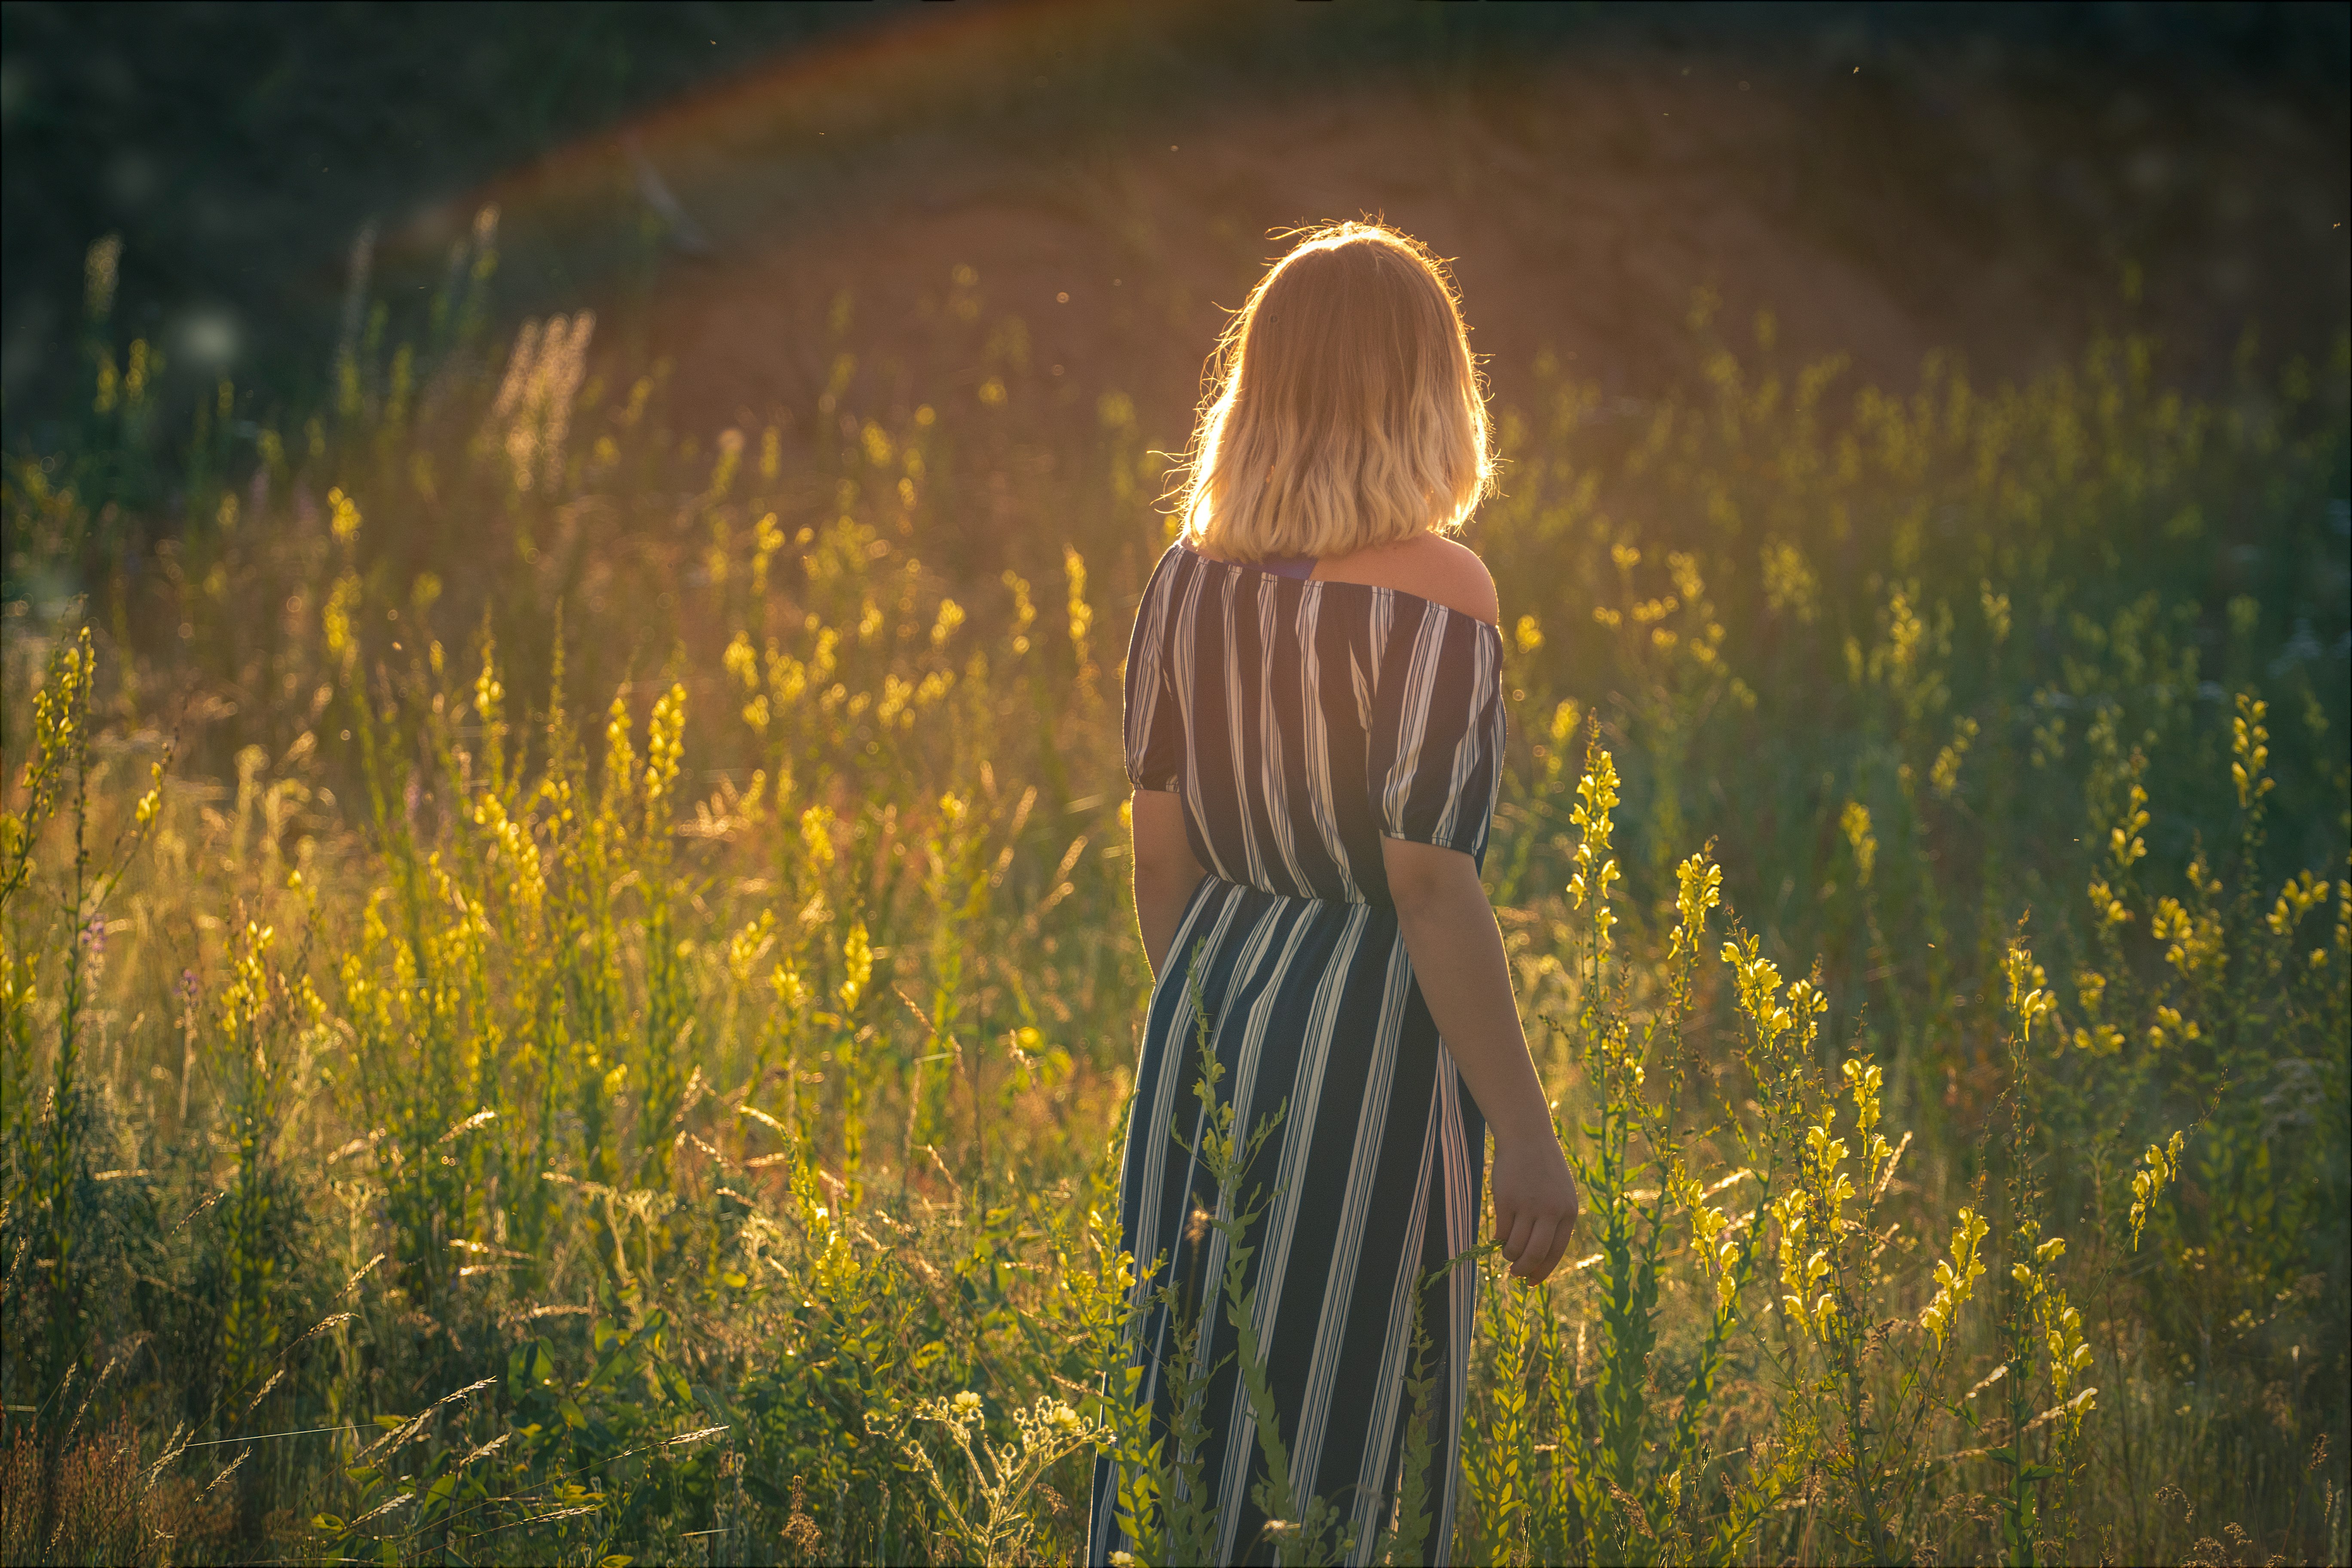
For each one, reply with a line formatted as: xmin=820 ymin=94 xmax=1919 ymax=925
xmin=1175 ymin=222 xmax=1492 ymax=562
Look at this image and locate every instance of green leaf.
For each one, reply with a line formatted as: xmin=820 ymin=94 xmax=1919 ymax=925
xmin=510 ymin=1336 xmax=560 ymax=1389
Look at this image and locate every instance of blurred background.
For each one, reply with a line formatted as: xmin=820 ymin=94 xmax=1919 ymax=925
xmin=4 ymin=0 xmax=2347 ymax=456
xmin=1 ymin=9 xmax=2346 ymax=1564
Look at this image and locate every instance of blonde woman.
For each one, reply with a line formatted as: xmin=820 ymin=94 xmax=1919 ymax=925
xmin=1091 ymin=223 xmax=1579 ymax=1565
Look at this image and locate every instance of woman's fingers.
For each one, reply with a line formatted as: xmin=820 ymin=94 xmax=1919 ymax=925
xmin=1512 ymin=1215 xmax=1558 ymax=1282
xmin=1502 ymin=1208 xmax=1538 ymax=1269
xmin=1535 ymin=1215 xmax=1576 ymax=1282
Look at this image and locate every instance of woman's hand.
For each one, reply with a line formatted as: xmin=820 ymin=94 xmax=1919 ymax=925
xmin=1489 ymin=1126 xmax=1579 ymax=1284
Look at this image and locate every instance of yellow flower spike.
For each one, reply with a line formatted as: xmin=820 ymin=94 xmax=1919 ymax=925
xmin=2232 ymin=694 xmax=2273 ymax=810
xmin=2003 ymin=940 xmax=2055 ymax=1040
xmin=799 ymin=803 xmax=836 ymax=870
xmin=322 ymin=574 xmax=362 ymax=665
xmin=2128 ymin=1131 xmax=2187 ymax=1250
xmin=2036 ymin=1236 xmax=2065 ymax=1262
xmin=2012 ymin=1263 xmax=2034 ymax=1285
xmin=723 ymin=632 xmax=759 ymax=691
xmin=642 ymin=683 xmax=687 ymax=815
xmin=1547 ymin=698 xmax=1582 ymax=748
xmin=1568 ymin=745 xmax=1623 ymax=944
xmin=2151 ymin=896 xmax=2225 ymax=979
xmin=838 ymin=920 xmax=873 ymax=1013
xmin=1667 ymin=853 xmax=1724 ymax=959
xmin=327 ymin=486 xmax=362 ymax=544
xmin=602 ymin=695 xmax=637 ymax=803
xmin=1840 ymin=800 xmax=1877 ymax=886
xmin=1929 ymin=714 xmax=1980 ymax=797
xmin=2104 ymin=778 xmax=2152 ymax=871
xmin=2268 ymin=870 xmax=2332 ymax=937
xmin=1064 ymin=546 xmax=1094 ymax=669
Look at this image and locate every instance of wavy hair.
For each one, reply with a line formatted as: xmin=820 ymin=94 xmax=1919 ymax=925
xmin=1175 ymin=222 xmax=1492 ymax=561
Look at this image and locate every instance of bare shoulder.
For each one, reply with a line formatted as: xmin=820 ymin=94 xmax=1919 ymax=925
xmin=1315 ymin=533 xmax=1499 ymax=625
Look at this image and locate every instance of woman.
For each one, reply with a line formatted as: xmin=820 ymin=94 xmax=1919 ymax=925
xmin=1089 ymin=223 xmax=1580 ymax=1566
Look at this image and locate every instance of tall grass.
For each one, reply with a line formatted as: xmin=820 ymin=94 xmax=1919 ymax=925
xmin=0 ymin=220 xmax=2345 ymax=1564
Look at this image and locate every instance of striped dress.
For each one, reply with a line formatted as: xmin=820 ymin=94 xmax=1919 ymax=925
xmin=1088 ymin=542 xmax=1505 ymax=1567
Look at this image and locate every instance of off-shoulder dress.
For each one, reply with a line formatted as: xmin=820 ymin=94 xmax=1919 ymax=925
xmin=1088 ymin=542 xmax=1506 ymax=1567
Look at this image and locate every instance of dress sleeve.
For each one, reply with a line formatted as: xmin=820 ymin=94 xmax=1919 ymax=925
xmin=1366 ymin=600 xmax=1506 ymax=854
xmin=1123 ymin=550 xmax=1184 ymax=793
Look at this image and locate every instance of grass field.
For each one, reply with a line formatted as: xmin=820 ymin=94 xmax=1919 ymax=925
xmin=1 ymin=220 xmax=2346 ymax=1565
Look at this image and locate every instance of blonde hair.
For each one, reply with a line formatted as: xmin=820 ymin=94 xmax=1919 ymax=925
xmin=1176 ymin=221 xmax=1492 ymax=562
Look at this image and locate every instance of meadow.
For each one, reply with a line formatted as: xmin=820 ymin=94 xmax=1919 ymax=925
xmin=1 ymin=218 xmax=2346 ymax=1565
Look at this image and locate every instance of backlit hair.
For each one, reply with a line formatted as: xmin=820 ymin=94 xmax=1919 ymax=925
xmin=1176 ymin=222 xmax=1491 ymax=561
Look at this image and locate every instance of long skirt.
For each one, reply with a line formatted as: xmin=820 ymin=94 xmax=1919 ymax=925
xmin=1086 ymin=876 xmax=1487 ymax=1567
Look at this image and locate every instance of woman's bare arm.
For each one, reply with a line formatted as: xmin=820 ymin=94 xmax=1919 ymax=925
xmin=1131 ymin=789 xmax=1207 ymax=978
xmin=1382 ymin=835 xmax=1579 ymax=1283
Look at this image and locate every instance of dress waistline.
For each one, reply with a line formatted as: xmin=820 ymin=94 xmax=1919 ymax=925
xmin=1196 ymin=872 xmax=1381 ymax=912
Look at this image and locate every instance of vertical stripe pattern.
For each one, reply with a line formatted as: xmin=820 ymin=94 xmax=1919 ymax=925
xmin=1092 ymin=544 xmax=1506 ymax=1567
